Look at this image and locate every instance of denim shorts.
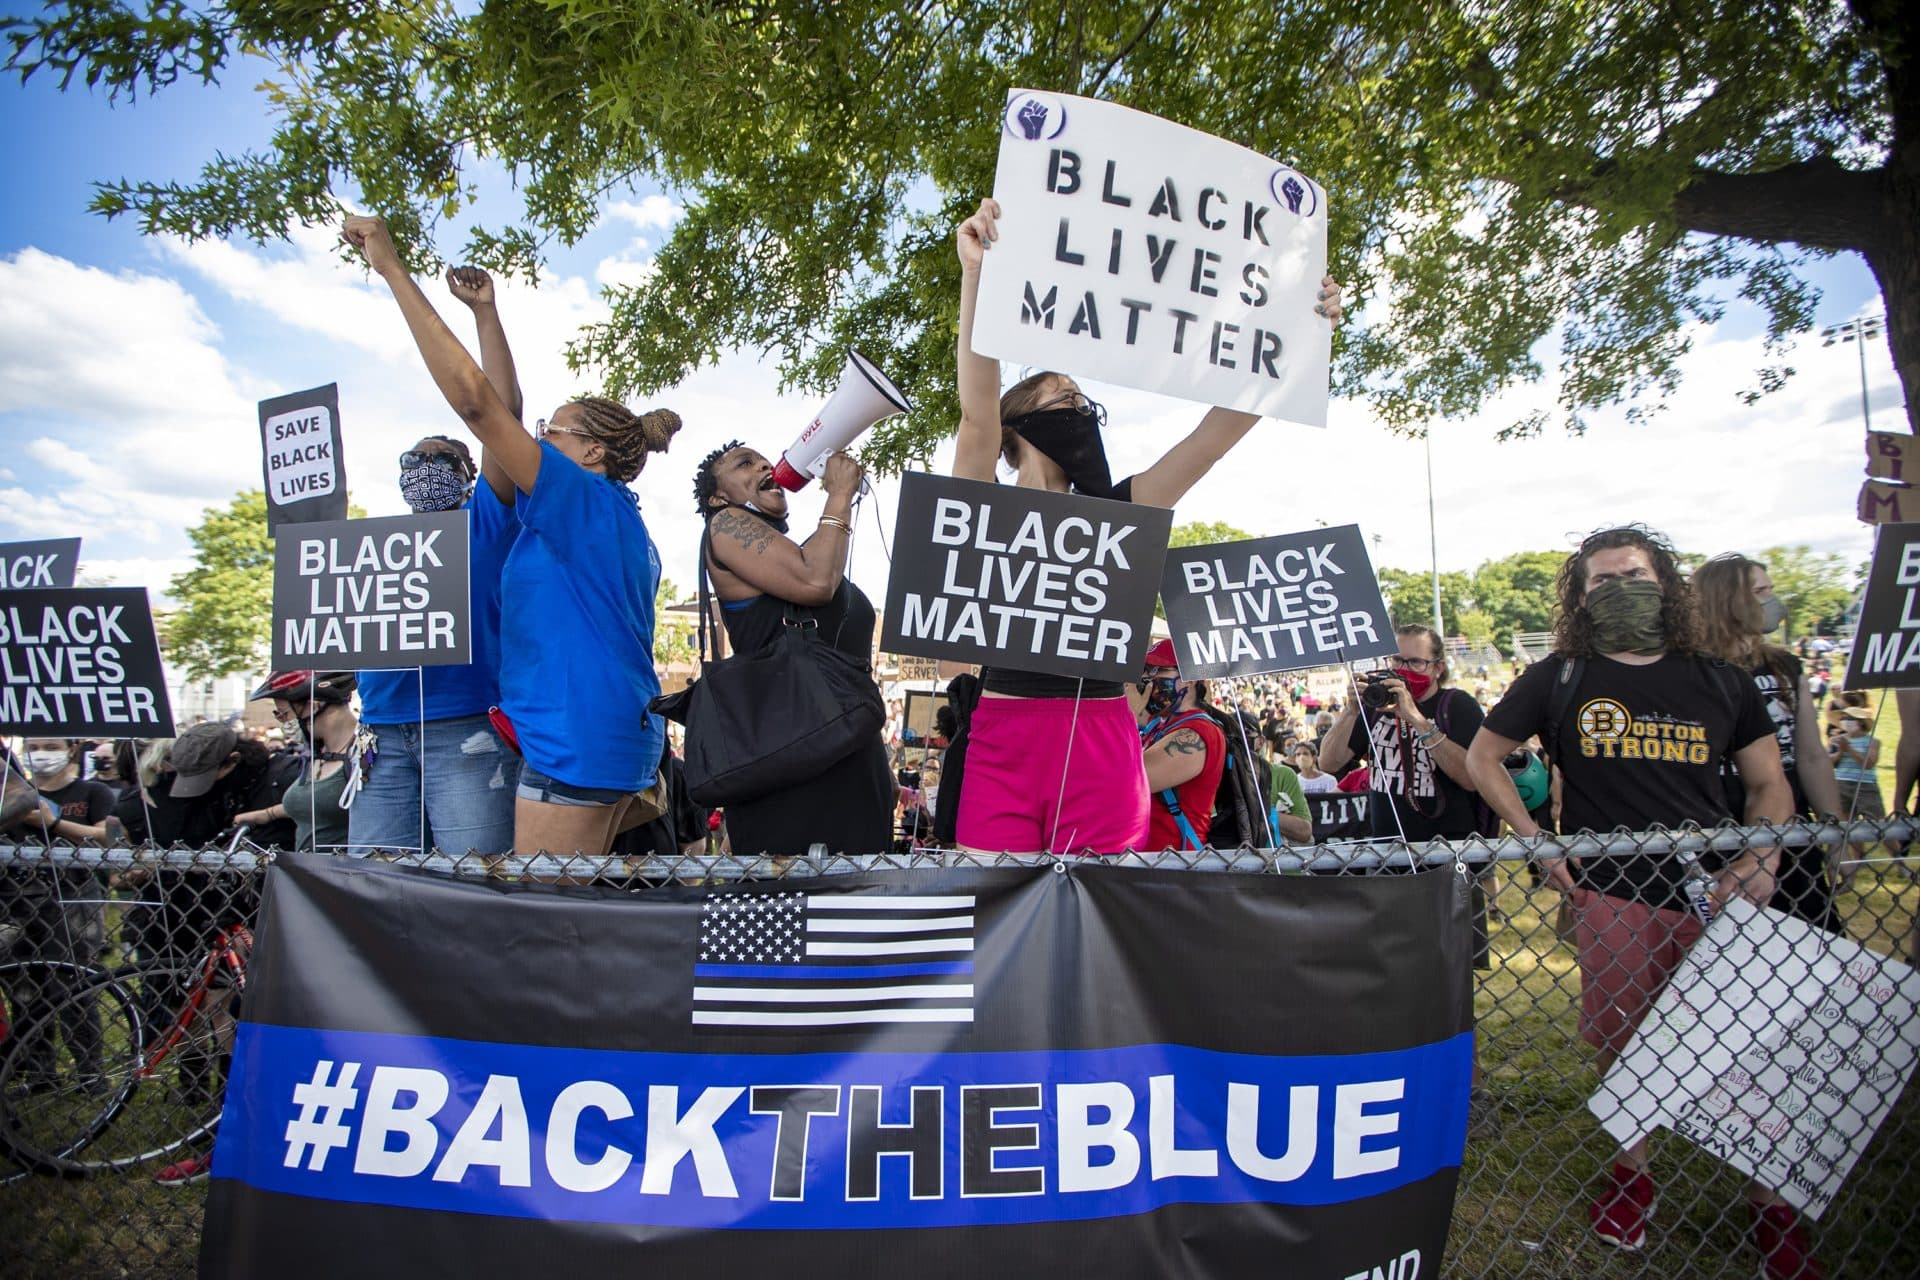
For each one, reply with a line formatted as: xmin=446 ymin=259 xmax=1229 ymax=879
xmin=516 ymin=762 xmax=631 ymax=808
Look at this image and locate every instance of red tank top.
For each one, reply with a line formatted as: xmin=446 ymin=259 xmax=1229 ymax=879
xmin=1144 ymin=711 xmax=1226 ymax=850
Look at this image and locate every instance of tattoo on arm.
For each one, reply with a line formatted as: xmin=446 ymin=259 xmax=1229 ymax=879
xmin=1164 ymin=730 xmax=1207 ymax=756
xmin=712 ymin=508 xmax=777 ymax=557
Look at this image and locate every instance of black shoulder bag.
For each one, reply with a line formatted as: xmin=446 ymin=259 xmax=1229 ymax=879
xmin=650 ymin=527 xmax=884 ymax=807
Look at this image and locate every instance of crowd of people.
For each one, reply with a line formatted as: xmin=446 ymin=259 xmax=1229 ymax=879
xmin=0 ymin=205 xmax=1909 ymax=1276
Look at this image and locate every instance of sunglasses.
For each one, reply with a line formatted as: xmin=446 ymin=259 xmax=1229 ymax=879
xmin=535 ymin=419 xmax=589 ymax=441
xmin=398 ymin=450 xmax=468 ymax=472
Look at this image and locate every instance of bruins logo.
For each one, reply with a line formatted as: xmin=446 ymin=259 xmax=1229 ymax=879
xmin=1577 ymin=698 xmax=1632 ymax=739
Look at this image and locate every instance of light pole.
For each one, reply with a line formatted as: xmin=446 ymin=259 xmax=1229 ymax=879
xmin=1821 ymin=314 xmax=1886 ymax=435
xmin=1424 ymin=427 xmax=1443 ymax=637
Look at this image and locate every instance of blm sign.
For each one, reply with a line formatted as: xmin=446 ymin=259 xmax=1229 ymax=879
xmin=260 ymin=383 xmax=349 ymax=531
xmin=272 ymin=511 xmax=471 ymax=669
xmin=1159 ymin=525 xmax=1396 ymax=679
xmin=0 ymin=588 xmax=174 ymax=736
xmin=973 ymin=90 xmax=1331 ymax=426
xmin=0 ymin=538 xmax=81 ymax=590
xmin=880 ymin=472 xmax=1172 ymax=684
xmin=1845 ymin=522 xmax=1920 ymax=688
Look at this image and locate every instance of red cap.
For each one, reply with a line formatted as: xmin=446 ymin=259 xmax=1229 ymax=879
xmin=772 ymin=456 xmax=810 ymax=491
xmin=1144 ymin=639 xmax=1179 ymax=672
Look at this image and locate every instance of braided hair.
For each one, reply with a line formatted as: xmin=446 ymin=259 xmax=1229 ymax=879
xmin=692 ymin=439 xmax=748 ymax=515
xmin=568 ymin=397 xmax=681 ymax=483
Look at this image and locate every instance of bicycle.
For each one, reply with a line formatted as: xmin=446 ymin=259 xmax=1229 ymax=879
xmin=0 ymin=837 xmax=257 ymax=1178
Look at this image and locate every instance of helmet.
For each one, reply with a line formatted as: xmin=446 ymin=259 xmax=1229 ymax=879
xmin=1505 ymin=749 xmax=1550 ymax=811
xmin=248 ymin=670 xmax=358 ymax=705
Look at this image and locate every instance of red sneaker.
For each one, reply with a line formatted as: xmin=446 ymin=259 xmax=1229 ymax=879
xmin=153 ymin=1153 xmax=213 ymax=1186
xmin=1589 ymin=1162 xmax=1654 ymax=1250
xmin=1753 ymin=1202 xmax=1825 ymax=1280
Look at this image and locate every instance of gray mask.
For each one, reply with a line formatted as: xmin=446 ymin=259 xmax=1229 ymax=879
xmin=1758 ymin=595 xmax=1787 ymax=634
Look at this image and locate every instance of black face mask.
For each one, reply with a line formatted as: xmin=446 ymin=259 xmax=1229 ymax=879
xmin=715 ymin=501 xmax=790 ymax=535
xmin=1007 ymin=403 xmax=1116 ymax=499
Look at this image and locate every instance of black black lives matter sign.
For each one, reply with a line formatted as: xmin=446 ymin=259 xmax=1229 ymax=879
xmin=272 ymin=511 xmax=471 ymax=670
xmin=0 ymin=538 xmax=81 ymax=590
xmin=260 ymin=382 xmax=349 ymax=532
xmin=0 ymin=588 xmax=174 ymax=736
xmin=880 ymin=473 xmax=1172 ymax=684
xmin=1159 ymin=524 xmax=1396 ymax=679
xmin=1846 ymin=522 xmax=1920 ymax=688
xmin=1308 ymin=791 xmax=1373 ymax=842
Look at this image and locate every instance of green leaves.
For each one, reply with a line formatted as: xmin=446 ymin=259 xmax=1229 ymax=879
xmin=10 ymin=0 xmax=1905 ymax=457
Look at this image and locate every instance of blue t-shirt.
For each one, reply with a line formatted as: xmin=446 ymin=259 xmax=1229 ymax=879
xmin=359 ymin=484 xmax=520 ymax=725
xmin=498 ymin=441 xmax=664 ymax=791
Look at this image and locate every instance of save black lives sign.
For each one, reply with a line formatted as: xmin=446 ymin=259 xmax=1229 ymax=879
xmin=0 ymin=588 xmax=174 ymax=737
xmin=880 ymin=473 xmax=1173 ymax=684
xmin=1160 ymin=525 xmax=1397 ymax=679
xmin=204 ymin=854 xmax=1470 ymax=1279
xmin=1846 ymin=521 xmax=1920 ymax=689
xmin=272 ymin=511 xmax=471 ymax=669
xmin=260 ymin=383 xmax=349 ymax=532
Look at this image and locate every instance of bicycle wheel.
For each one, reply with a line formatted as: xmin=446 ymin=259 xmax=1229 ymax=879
xmin=0 ymin=960 xmax=140 ymax=1174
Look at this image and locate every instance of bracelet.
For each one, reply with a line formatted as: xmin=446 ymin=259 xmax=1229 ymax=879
xmin=818 ymin=516 xmax=851 ymax=533
xmin=1416 ymin=728 xmax=1445 ymax=749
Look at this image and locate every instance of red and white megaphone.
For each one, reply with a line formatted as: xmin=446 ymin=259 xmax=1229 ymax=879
xmin=771 ymin=351 xmax=913 ymax=491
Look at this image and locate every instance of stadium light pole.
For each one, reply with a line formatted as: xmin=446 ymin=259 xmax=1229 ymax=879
xmin=1424 ymin=427 xmax=1443 ymax=637
xmin=1821 ymin=313 xmax=1886 ymax=435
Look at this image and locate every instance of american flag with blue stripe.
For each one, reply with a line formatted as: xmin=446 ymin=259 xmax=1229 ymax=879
xmin=692 ymin=892 xmax=976 ymax=1028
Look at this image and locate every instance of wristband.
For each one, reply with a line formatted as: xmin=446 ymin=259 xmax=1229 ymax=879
xmin=818 ymin=516 xmax=851 ymax=533
xmin=1416 ymin=728 xmax=1445 ymax=749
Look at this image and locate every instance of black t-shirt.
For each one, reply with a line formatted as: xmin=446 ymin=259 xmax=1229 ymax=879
xmin=41 ymin=777 xmax=116 ymax=827
xmin=1347 ymin=687 xmax=1484 ymax=841
xmin=1484 ymin=653 xmax=1776 ymax=909
xmin=1725 ymin=653 xmax=1808 ymax=816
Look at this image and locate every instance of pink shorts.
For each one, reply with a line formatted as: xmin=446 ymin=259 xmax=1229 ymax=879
xmin=1572 ymin=889 xmax=1705 ymax=1055
xmin=956 ymin=696 xmax=1148 ymax=855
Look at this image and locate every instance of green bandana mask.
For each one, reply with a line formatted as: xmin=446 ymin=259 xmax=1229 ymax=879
xmin=1586 ymin=577 xmax=1667 ymax=655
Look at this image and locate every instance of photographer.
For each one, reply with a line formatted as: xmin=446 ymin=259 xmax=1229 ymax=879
xmin=1317 ymin=624 xmax=1485 ymax=846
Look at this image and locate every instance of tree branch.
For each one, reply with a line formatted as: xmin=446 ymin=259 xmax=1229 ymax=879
xmin=1668 ymin=155 xmax=1887 ymax=253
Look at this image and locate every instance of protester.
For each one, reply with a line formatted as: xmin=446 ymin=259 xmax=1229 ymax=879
xmin=344 ymin=213 xmax=678 ymax=857
xmin=1465 ymin=526 xmax=1810 ymax=1276
xmin=1829 ymin=701 xmax=1892 ymax=859
xmin=349 ymin=267 xmax=522 ymax=859
xmin=1319 ymin=625 xmax=1486 ymax=846
xmin=689 ymin=440 xmax=892 ymax=856
xmin=1267 ymin=749 xmax=1313 ymax=845
xmin=1135 ymin=640 xmax=1228 ymax=851
xmin=1293 ymin=744 xmax=1339 ymax=794
xmin=237 ymin=672 xmax=363 ymax=854
xmin=948 ymin=197 xmax=1339 ymax=853
xmin=1692 ymin=553 xmax=1846 ymax=927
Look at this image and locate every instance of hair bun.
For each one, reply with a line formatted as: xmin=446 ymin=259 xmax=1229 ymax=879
xmin=638 ymin=408 xmax=682 ymax=453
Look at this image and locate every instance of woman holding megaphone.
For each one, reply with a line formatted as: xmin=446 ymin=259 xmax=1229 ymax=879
xmin=689 ymin=443 xmax=893 ymax=856
xmin=949 ymin=197 xmax=1342 ymax=855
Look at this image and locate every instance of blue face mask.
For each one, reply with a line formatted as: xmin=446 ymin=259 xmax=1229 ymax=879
xmin=1141 ymin=676 xmax=1183 ymax=719
xmin=399 ymin=463 xmax=470 ymax=512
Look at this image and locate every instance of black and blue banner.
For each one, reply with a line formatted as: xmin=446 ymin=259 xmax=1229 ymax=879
xmin=202 ymin=855 xmax=1473 ymax=1279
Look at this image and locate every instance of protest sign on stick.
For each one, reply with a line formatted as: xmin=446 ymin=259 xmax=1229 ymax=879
xmin=1858 ymin=479 xmax=1911 ymax=525
xmin=1866 ymin=431 xmax=1918 ymax=482
xmin=1843 ymin=522 xmax=1920 ymax=687
xmin=0 ymin=588 xmax=174 ymax=736
xmin=272 ymin=512 xmax=471 ymax=669
xmin=880 ymin=472 xmax=1171 ymax=684
xmin=260 ymin=383 xmax=349 ymax=531
xmin=1159 ymin=525 xmax=1396 ymax=678
xmin=974 ymin=90 xmax=1331 ymax=426
xmin=0 ymin=538 xmax=81 ymax=590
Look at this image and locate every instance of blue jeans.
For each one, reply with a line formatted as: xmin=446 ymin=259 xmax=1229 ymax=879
xmin=347 ymin=714 xmax=519 ymax=856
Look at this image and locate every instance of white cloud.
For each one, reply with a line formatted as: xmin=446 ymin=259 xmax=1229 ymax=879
xmin=606 ymin=196 xmax=682 ymax=232
xmin=23 ymin=437 xmax=93 ymax=479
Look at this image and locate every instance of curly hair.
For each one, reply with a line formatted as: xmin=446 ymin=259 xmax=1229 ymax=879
xmin=692 ymin=439 xmax=748 ymax=516
xmin=1551 ymin=525 xmax=1700 ymax=658
xmin=1692 ymin=552 xmax=1792 ymax=677
xmin=568 ymin=398 xmax=681 ymax=483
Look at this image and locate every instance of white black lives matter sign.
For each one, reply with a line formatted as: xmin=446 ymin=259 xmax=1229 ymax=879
xmin=1845 ymin=522 xmax=1920 ymax=688
xmin=0 ymin=538 xmax=81 ymax=589
xmin=880 ymin=473 xmax=1172 ymax=684
xmin=1159 ymin=525 xmax=1396 ymax=678
xmin=0 ymin=588 xmax=174 ymax=736
xmin=973 ymin=90 xmax=1331 ymax=426
xmin=272 ymin=511 xmax=471 ymax=669
xmin=260 ymin=383 xmax=349 ymax=532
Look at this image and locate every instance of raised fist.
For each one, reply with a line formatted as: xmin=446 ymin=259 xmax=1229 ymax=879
xmin=446 ymin=266 xmax=495 ymax=307
xmin=1017 ymin=99 xmax=1049 ymax=140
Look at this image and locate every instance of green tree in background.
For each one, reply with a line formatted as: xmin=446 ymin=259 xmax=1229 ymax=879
xmin=8 ymin=0 xmax=1913 ymax=472
xmin=1376 ymin=567 xmax=1472 ymax=632
xmin=164 ymin=489 xmax=364 ymax=679
xmin=1469 ymin=551 xmax=1565 ymax=638
xmin=1168 ymin=521 xmax=1253 ymax=548
xmin=654 ymin=577 xmax=699 ymax=667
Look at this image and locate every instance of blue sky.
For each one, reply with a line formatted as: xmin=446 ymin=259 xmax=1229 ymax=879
xmin=0 ymin=60 xmax=1904 ymax=617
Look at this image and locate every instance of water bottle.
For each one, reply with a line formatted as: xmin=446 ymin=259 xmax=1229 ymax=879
xmin=1676 ymin=846 xmax=1718 ymax=926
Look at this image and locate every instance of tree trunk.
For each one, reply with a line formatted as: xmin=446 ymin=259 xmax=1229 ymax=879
xmin=1864 ymin=165 xmax=1920 ymax=435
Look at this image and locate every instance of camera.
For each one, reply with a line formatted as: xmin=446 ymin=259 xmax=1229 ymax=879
xmin=1360 ymin=671 xmax=1402 ymax=710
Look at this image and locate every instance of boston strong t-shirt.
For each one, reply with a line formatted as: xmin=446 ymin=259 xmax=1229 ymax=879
xmin=1484 ymin=652 xmax=1775 ymax=910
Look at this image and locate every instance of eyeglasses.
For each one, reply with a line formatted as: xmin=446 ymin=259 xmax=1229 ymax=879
xmin=1027 ymin=392 xmax=1109 ymax=428
xmin=1395 ymin=655 xmax=1440 ymax=670
xmin=398 ymin=450 xmax=466 ymax=471
xmin=535 ymin=419 xmax=589 ymax=441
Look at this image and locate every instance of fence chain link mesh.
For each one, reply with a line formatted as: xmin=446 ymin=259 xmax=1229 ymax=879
xmin=1 ymin=823 xmax=1915 ymax=1279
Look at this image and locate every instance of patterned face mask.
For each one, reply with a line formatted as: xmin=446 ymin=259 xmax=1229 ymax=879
xmin=399 ymin=463 xmax=470 ymax=513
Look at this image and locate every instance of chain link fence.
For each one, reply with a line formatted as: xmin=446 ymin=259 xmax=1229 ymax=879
xmin=1 ymin=823 xmax=1915 ymax=1279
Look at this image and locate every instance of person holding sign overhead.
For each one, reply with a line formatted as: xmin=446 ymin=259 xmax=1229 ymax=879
xmin=348 ymin=267 xmax=524 ymax=860
xmin=343 ymin=215 xmax=679 ymax=857
xmin=949 ymin=198 xmax=1340 ymax=853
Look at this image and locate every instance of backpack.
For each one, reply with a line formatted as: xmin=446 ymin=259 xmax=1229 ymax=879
xmin=1149 ymin=708 xmax=1274 ymax=850
xmin=1433 ymin=688 xmax=1503 ymax=839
